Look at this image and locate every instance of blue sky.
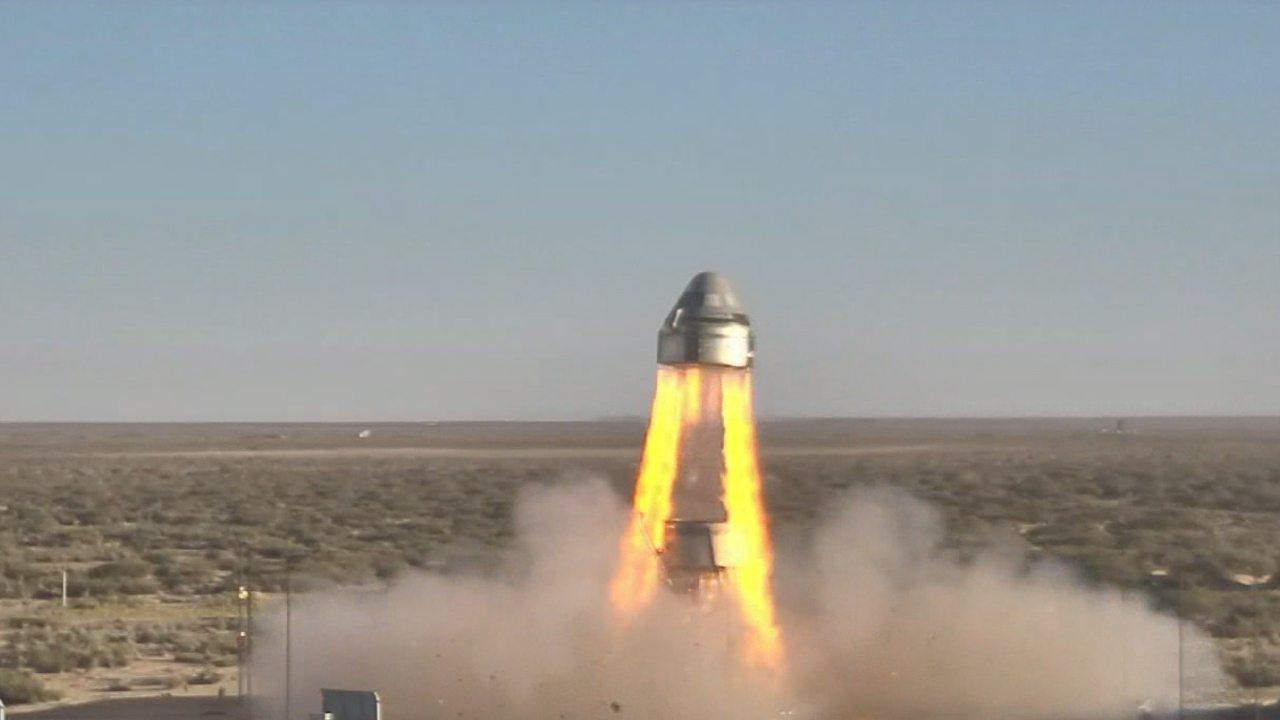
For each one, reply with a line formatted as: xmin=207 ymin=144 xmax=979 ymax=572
xmin=1 ymin=2 xmax=1277 ymax=421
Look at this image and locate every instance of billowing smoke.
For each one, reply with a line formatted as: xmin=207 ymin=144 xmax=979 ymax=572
xmin=250 ymin=479 xmax=1223 ymax=720
xmin=782 ymin=487 xmax=1223 ymax=720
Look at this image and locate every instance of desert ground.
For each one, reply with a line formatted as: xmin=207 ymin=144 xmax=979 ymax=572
xmin=3 ymin=418 xmax=1280 ymax=717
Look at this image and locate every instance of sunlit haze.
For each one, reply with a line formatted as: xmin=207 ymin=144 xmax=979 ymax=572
xmin=2 ymin=2 xmax=1276 ymax=421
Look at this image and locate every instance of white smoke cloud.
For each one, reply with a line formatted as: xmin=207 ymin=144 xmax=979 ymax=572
xmin=783 ymin=486 xmax=1223 ymax=720
xmin=250 ymin=479 xmax=1223 ymax=720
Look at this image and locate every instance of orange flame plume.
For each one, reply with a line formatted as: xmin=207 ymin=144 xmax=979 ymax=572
xmin=609 ymin=365 xmax=783 ymax=674
xmin=610 ymin=366 xmax=691 ymax=614
xmin=720 ymin=370 xmax=784 ymax=671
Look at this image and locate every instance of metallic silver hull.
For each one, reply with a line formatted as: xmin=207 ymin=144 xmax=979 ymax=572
xmin=656 ymin=271 xmax=754 ymax=368
xmin=660 ymin=519 xmax=735 ymax=599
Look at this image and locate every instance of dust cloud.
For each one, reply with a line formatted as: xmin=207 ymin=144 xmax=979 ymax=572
xmin=250 ymin=480 xmax=1223 ymax=720
xmin=782 ymin=487 xmax=1223 ymax=720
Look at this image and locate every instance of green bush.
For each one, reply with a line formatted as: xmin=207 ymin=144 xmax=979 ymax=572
xmin=13 ymin=626 xmax=134 ymax=673
xmin=0 ymin=668 xmax=61 ymax=704
xmin=1226 ymin=651 xmax=1280 ymax=688
xmin=6 ymin=615 xmax=52 ymax=630
xmin=117 ymin=576 xmax=160 ymax=595
xmin=88 ymin=558 xmax=151 ymax=580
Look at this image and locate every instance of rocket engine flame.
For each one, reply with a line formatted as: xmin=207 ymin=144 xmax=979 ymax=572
xmin=609 ymin=365 xmax=686 ymax=615
xmin=721 ymin=370 xmax=784 ymax=671
xmin=609 ymin=362 xmax=784 ymax=675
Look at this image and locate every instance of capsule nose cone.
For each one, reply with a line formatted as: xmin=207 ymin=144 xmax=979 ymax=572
xmin=671 ymin=271 xmax=745 ymax=320
xmin=657 ymin=271 xmax=754 ymax=368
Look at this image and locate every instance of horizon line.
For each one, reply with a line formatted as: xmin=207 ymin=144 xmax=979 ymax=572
xmin=2 ymin=414 xmax=1280 ymax=425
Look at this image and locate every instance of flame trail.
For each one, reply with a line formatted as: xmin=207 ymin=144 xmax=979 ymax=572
xmin=610 ymin=364 xmax=783 ymax=672
xmin=721 ymin=370 xmax=784 ymax=672
xmin=610 ymin=366 xmax=687 ymax=615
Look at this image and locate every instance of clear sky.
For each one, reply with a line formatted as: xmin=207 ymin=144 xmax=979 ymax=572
xmin=1 ymin=2 xmax=1277 ymax=421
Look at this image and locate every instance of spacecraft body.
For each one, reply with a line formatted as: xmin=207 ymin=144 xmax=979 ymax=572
xmin=657 ymin=271 xmax=754 ymax=369
xmin=660 ymin=519 xmax=742 ymax=599
xmin=653 ymin=271 xmax=756 ymax=600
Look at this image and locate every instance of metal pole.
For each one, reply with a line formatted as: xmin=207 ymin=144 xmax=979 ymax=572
xmin=1253 ymin=580 xmax=1261 ymax=719
xmin=285 ymin=565 xmax=292 ymax=720
xmin=61 ymin=569 xmax=67 ymax=608
xmin=246 ymin=553 xmax=254 ymax=716
xmin=236 ymin=568 xmax=242 ymax=700
xmin=236 ymin=547 xmax=244 ymax=701
xmin=238 ymin=580 xmax=248 ymax=699
xmin=1177 ymin=575 xmax=1184 ymax=720
xmin=1121 ymin=586 xmax=1129 ymax=702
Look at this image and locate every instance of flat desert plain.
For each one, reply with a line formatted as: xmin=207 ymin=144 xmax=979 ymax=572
xmin=2 ymin=418 xmax=1280 ymax=716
